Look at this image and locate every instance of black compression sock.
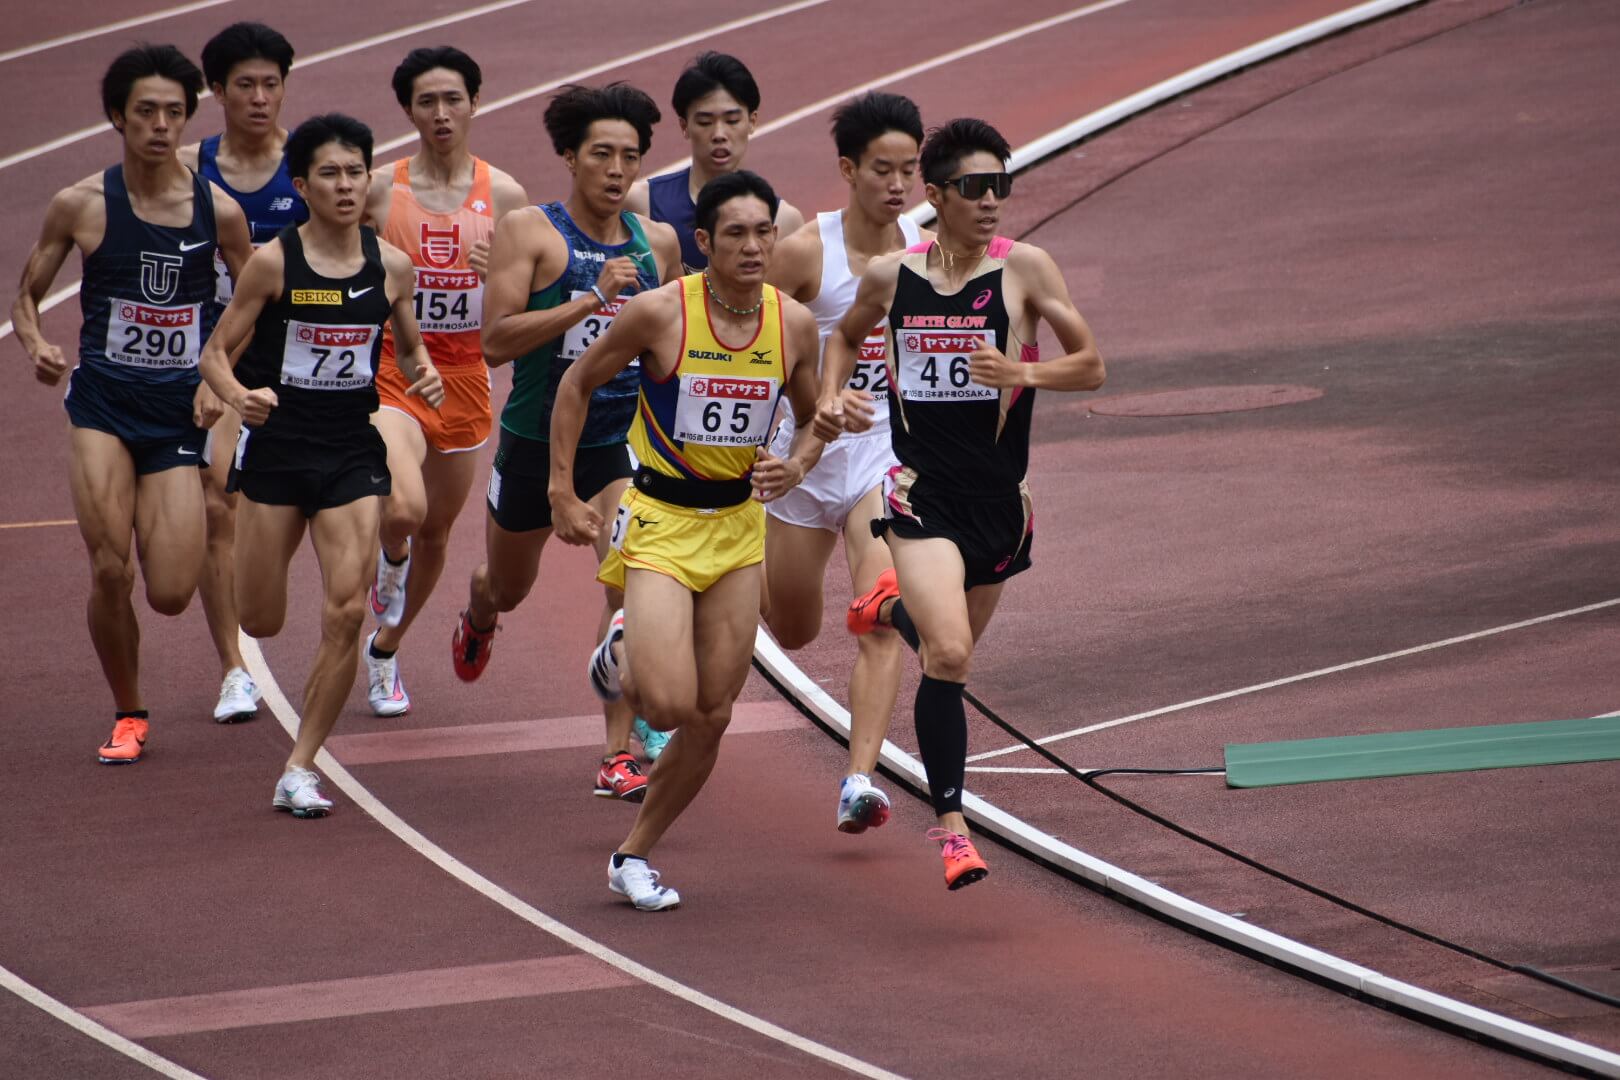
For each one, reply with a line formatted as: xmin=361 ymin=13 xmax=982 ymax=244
xmin=369 ymin=637 xmax=397 ymax=660
xmin=914 ymin=675 xmax=968 ymax=816
xmin=115 ymin=710 xmax=149 ymax=720
xmin=611 ymin=852 xmax=646 ymax=869
xmin=889 ymin=599 xmax=920 ymax=651
xmin=383 ymin=549 xmax=408 ymax=566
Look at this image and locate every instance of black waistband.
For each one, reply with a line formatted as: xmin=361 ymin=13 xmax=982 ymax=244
xmin=633 ymin=467 xmax=751 ymax=510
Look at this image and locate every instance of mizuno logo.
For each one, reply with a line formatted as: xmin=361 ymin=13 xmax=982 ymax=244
xmin=749 ymin=349 xmax=771 ymax=365
xmin=179 ymin=240 xmax=209 ymax=252
xmin=348 ymin=287 xmax=374 ymax=299
xmin=632 ymin=515 xmax=659 ymax=528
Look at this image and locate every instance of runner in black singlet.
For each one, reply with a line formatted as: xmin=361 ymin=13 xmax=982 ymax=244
xmin=815 ymin=119 xmax=1105 ymax=890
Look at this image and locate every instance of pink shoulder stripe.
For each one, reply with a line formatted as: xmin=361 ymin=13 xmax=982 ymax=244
xmin=907 ymin=240 xmax=932 ymax=254
xmin=988 ymin=236 xmax=1015 ymax=259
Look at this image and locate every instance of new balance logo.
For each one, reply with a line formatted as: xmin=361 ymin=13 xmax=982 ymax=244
xmin=269 ymin=197 xmax=296 ymax=212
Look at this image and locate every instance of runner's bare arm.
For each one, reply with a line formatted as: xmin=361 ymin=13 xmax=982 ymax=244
xmin=814 ymin=251 xmax=900 ymax=439
xmin=468 ymin=167 xmax=530 ymax=278
xmin=775 ymin=197 xmax=805 ymax=237
xmin=765 ymin=218 xmax=821 ymax=302
xmin=363 ymin=166 xmax=393 ymax=233
xmin=479 ymin=208 xmax=606 ymax=366
xmin=753 ymin=300 xmax=825 ymax=502
xmin=381 ymin=240 xmax=444 ymax=408
xmin=177 ymin=143 xmax=200 ymax=171
xmin=201 ymin=241 xmax=284 ymax=426
xmin=625 ymin=179 xmax=651 ymax=217
xmin=11 ymin=184 xmax=97 ymax=386
xmin=641 ymin=217 xmax=683 ymax=285
xmin=970 ymin=245 xmax=1103 ymax=392
xmin=193 ymin=186 xmax=259 ymax=425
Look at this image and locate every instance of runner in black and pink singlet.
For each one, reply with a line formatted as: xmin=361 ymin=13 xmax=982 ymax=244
xmin=815 ymin=119 xmax=1105 ymax=891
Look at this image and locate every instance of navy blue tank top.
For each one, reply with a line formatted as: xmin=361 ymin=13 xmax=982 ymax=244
xmin=198 ymin=134 xmax=307 ymax=305
xmin=647 ymin=168 xmax=704 ymax=272
xmin=78 ymin=166 xmax=218 ymax=388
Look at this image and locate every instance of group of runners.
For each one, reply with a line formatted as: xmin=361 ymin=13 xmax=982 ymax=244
xmin=12 ymin=25 xmax=1102 ymax=910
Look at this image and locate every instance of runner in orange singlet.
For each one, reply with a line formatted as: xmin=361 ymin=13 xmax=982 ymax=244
xmin=363 ymin=46 xmax=527 ymax=715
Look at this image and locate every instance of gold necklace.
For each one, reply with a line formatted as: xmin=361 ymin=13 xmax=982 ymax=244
xmin=703 ymin=271 xmax=763 ymax=316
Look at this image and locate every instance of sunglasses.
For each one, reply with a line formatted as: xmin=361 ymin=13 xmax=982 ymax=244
xmin=941 ymin=172 xmax=1013 ymax=199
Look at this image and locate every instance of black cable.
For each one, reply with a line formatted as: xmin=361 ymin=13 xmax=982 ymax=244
xmin=958 ymin=686 xmax=1620 ymax=1011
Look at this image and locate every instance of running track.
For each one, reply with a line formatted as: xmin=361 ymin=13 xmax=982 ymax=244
xmin=3 ymin=1 xmax=1616 ymax=1077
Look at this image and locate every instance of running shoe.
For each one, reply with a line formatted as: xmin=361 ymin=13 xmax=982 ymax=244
xmin=608 ymin=853 xmax=680 ymax=911
xmin=837 ymin=773 xmax=892 ymax=834
xmin=927 ymin=828 xmax=989 ymax=890
xmin=97 ymin=716 xmax=149 ymax=764
xmin=212 ymin=666 xmax=260 ymax=724
xmin=368 ymin=541 xmax=411 ymax=628
xmin=364 ymin=630 xmax=410 ymax=718
xmin=847 ymin=568 xmax=900 ymax=636
xmin=595 ymin=751 xmax=649 ymax=801
xmin=634 ymin=717 xmax=671 ymax=762
xmin=451 ymin=610 xmax=497 ymax=682
xmin=588 ymin=609 xmax=626 ymax=702
xmin=273 ymin=766 xmax=333 ymax=818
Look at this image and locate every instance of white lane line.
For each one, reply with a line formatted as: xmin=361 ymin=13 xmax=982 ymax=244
xmin=0 ymin=0 xmax=541 ymax=173
xmin=0 ymin=962 xmax=208 ymax=1080
xmin=0 ymin=0 xmax=235 ymax=64
xmin=968 ymin=597 xmax=1620 ymax=763
xmin=648 ymin=0 xmax=1137 ymax=179
xmin=372 ymin=0 xmax=831 ymax=155
xmin=238 ymin=635 xmax=905 ymax=1080
xmin=965 ymin=766 xmax=1224 ymax=776
xmin=754 ymin=633 xmax=1620 ymax=1077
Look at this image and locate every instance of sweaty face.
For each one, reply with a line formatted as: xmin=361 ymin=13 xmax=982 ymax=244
xmin=680 ymin=88 xmax=755 ymax=174
xmin=846 ymin=130 xmax=921 ymax=224
xmin=114 ymin=75 xmax=191 ymax=164
xmin=931 ymin=150 xmax=1007 ymax=250
xmin=407 ymin=67 xmax=475 ymax=152
xmin=697 ymin=194 xmax=775 ymax=287
xmin=566 ymin=119 xmax=642 ymax=215
xmin=294 ymin=141 xmax=369 ymax=227
xmin=216 ymin=58 xmax=285 ymax=137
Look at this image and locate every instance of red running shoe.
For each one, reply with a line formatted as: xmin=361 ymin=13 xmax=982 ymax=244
xmin=451 ymin=610 xmax=496 ymax=682
xmin=928 ymin=828 xmax=989 ymax=890
xmin=847 ymin=568 xmax=899 ymax=636
xmin=98 ymin=716 xmax=149 ymax=764
xmin=595 ymin=751 xmax=649 ymax=802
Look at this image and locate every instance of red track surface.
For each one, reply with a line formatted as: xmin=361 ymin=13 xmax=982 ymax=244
xmin=3 ymin=1 xmax=1615 ymax=1076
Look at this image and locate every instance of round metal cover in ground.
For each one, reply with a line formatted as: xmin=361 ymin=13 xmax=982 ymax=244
xmin=1088 ymin=384 xmax=1323 ymax=417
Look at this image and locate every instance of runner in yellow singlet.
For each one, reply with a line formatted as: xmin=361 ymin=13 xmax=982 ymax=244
xmin=548 ymin=171 xmax=824 ymax=911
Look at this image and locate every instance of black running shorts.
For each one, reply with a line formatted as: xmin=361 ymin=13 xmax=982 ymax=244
xmin=228 ymin=423 xmax=390 ymax=517
xmin=486 ymin=427 xmax=635 ymax=533
xmin=874 ymin=469 xmax=1033 ymax=590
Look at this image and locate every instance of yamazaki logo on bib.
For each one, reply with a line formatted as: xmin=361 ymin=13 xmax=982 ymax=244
xmin=414 ymin=267 xmax=482 ymax=334
xmin=897 ymin=329 xmax=996 ymax=401
xmin=281 ymin=320 xmax=378 ymax=390
xmin=105 ymin=299 xmax=201 ymax=369
xmin=674 ymin=373 xmax=777 ymax=445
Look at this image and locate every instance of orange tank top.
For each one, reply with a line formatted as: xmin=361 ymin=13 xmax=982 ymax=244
xmin=379 ymin=156 xmax=494 ymax=368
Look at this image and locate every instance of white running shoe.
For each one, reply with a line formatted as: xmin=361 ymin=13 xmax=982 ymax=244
xmin=608 ymin=854 xmax=680 ymax=911
xmin=837 ymin=773 xmax=892 ymax=834
xmin=213 ymin=666 xmax=260 ymax=724
xmin=273 ymin=766 xmax=333 ymax=818
xmin=369 ymin=542 xmax=411 ymax=628
xmin=364 ymin=630 xmax=411 ymax=717
xmin=588 ymin=609 xmax=625 ymax=702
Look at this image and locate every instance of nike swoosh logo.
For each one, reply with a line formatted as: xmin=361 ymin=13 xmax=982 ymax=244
xmin=348 ymin=287 xmax=374 ymax=299
xmin=179 ymin=240 xmax=209 ymax=252
xmin=369 ymin=474 xmax=387 ymax=484
xmin=177 ymin=447 xmax=198 ymax=456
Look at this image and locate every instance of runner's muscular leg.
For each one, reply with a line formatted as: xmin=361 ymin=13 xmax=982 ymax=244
xmin=467 ymin=512 xmax=548 ymax=627
xmin=843 ymin=485 xmax=903 ymax=776
xmin=199 ymin=409 xmax=245 ymax=673
xmin=374 ymin=443 xmax=477 ymax=651
xmin=68 ymin=427 xmax=141 ymax=710
xmin=620 ymin=563 xmax=758 ymax=858
xmin=233 ymin=498 xmax=308 ymax=640
xmin=762 ymin=515 xmax=837 ymax=649
xmin=375 ymin=408 xmax=428 ymax=564
xmin=288 ymin=495 xmax=379 ymax=769
xmin=587 ymin=477 xmax=636 ymax=756
xmin=133 ymin=461 xmax=206 ymax=615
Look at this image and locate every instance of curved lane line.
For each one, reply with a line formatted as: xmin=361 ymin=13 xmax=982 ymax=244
xmin=968 ymin=596 xmax=1620 ymax=762
xmin=0 ymin=962 xmax=208 ymax=1080
xmin=753 ymin=635 xmax=1620 ymax=1076
xmin=0 ymin=0 xmax=236 ymax=65
xmin=238 ymin=636 xmax=906 ymax=1080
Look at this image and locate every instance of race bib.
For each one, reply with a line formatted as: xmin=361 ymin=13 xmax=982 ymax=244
xmin=845 ymin=325 xmax=891 ymax=395
xmin=213 ymin=249 xmax=233 ymax=306
xmin=673 ymin=373 xmax=778 ymax=445
xmin=560 ymin=290 xmax=634 ymax=363
xmin=413 ymin=268 xmax=482 ymax=334
xmin=105 ymin=299 xmax=202 ymax=369
xmin=896 ymin=329 xmax=996 ymax=401
xmin=280 ymin=320 xmax=378 ymax=390
xmin=608 ymin=503 xmax=630 ymax=551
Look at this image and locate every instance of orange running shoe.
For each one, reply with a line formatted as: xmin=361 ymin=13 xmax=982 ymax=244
xmin=451 ymin=610 xmax=497 ymax=682
xmin=595 ymin=751 xmax=649 ymax=802
xmin=98 ymin=716 xmax=149 ymax=764
xmin=928 ymin=828 xmax=989 ymax=890
xmin=847 ymin=568 xmax=899 ymax=636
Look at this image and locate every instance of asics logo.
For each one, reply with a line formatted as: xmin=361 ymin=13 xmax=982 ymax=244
xmin=943 ymin=787 xmax=957 ymax=799
xmin=971 ymin=289 xmax=993 ymax=311
xmin=348 ymin=286 xmax=375 ymax=299
xmin=179 ymin=240 xmax=209 ymax=252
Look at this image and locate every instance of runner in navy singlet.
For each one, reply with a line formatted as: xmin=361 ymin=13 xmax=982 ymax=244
xmin=201 ymin=114 xmax=443 ymax=819
xmin=816 ymin=119 xmax=1104 ymax=890
xmin=11 ymin=45 xmax=252 ymax=765
xmin=180 ymin=21 xmax=307 ymax=724
xmin=628 ymin=52 xmax=802 ymax=271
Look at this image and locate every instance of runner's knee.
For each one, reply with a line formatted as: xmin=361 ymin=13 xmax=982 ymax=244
xmin=921 ymin=636 xmax=972 ymax=682
xmin=89 ymin=552 xmax=135 ymax=601
xmin=239 ymin=604 xmax=284 ymax=639
xmin=321 ymin=592 xmax=368 ymax=643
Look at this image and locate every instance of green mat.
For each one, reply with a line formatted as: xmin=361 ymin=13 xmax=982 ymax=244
xmin=1224 ymin=716 xmax=1620 ymax=788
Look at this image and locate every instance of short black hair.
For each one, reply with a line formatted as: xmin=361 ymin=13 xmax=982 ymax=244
xmin=694 ymin=170 xmax=778 ymax=237
xmin=391 ymin=46 xmax=481 ymax=108
xmin=543 ymin=82 xmax=661 ymax=156
xmin=831 ymin=91 xmax=923 ymax=163
xmin=286 ymin=113 xmax=373 ymax=178
xmin=101 ymin=43 xmax=204 ymax=125
xmin=920 ymin=118 xmax=1012 ymax=186
xmin=200 ymin=22 xmax=294 ymax=87
xmin=671 ymin=51 xmax=759 ymax=119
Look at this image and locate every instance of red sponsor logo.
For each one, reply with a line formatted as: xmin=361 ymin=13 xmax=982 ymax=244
xmin=296 ymin=324 xmax=374 ymax=347
xmin=420 ymin=223 xmax=461 ymax=269
xmin=690 ymin=377 xmax=771 ymax=401
xmin=905 ymin=332 xmax=984 ymax=354
xmin=417 ymin=269 xmax=479 ymax=290
xmin=120 ymin=303 xmax=194 ymax=327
